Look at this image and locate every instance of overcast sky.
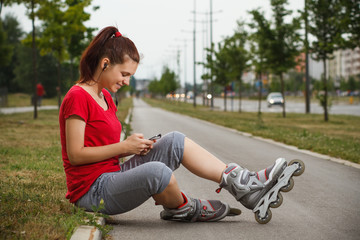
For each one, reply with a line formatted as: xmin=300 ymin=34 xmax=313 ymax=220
xmin=3 ymin=0 xmax=304 ymax=85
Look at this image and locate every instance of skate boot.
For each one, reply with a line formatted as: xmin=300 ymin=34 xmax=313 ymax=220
xmin=216 ymin=158 xmax=305 ymax=224
xmin=160 ymin=192 xmax=240 ymax=222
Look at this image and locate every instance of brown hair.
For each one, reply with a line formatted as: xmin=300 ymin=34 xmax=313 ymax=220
xmin=78 ymin=26 xmax=140 ymax=83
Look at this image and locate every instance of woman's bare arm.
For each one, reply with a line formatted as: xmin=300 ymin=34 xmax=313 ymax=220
xmin=65 ymin=115 xmax=154 ymax=166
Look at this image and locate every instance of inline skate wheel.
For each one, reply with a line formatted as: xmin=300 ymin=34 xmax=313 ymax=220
xmin=228 ymin=208 xmax=242 ymax=216
xmin=281 ymin=178 xmax=294 ymax=192
xmin=289 ymin=159 xmax=305 ymax=176
xmin=255 ymin=209 xmax=272 ymax=224
xmin=269 ymin=193 xmax=283 ymax=208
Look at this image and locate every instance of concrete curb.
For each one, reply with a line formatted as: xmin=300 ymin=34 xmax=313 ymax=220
xmin=70 ymin=216 xmax=104 ymax=240
xmin=70 ymin=226 xmax=102 ymax=240
xmin=70 ymin=107 xmax=133 ymax=240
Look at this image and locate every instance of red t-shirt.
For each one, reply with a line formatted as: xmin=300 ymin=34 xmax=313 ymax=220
xmin=36 ymin=83 xmax=44 ymax=96
xmin=59 ymin=85 xmax=121 ymax=203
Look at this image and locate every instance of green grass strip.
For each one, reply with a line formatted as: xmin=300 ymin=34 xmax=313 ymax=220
xmin=144 ymin=98 xmax=360 ymax=164
xmin=0 ymin=97 xmax=133 ymax=239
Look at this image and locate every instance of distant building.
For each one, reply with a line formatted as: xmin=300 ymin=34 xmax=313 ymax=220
xmin=240 ymin=47 xmax=360 ymax=90
xmin=309 ymin=55 xmax=324 ymax=80
xmin=242 ymin=71 xmax=256 ymax=84
xmin=295 ymin=52 xmax=305 ymax=73
xmin=343 ymin=47 xmax=360 ymax=80
xmin=327 ymin=47 xmax=360 ymax=82
xmin=294 ymin=52 xmax=323 ymax=80
xmin=328 ymin=50 xmax=344 ymax=83
xmin=134 ymin=79 xmax=150 ymax=97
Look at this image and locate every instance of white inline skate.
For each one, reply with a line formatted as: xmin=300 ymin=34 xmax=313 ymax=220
xmin=160 ymin=192 xmax=241 ymax=222
xmin=216 ymin=158 xmax=305 ymax=224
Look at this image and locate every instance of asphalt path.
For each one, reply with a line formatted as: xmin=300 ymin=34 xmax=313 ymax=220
xmin=109 ymin=98 xmax=360 ymax=240
xmin=0 ymin=105 xmax=58 ymax=114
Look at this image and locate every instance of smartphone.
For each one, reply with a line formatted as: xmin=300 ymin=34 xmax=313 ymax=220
xmin=149 ymin=134 xmax=162 ymax=140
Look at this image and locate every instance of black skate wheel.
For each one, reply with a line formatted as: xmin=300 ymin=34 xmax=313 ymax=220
xmin=269 ymin=193 xmax=283 ymax=208
xmin=289 ymin=159 xmax=305 ymax=176
xmin=160 ymin=210 xmax=172 ymax=221
xmin=227 ymin=207 xmax=242 ymax=216
xmin=255 ymin=209 xmax=272 ymax=224
xmin=281 ymin=177 xmax=294 ymax=192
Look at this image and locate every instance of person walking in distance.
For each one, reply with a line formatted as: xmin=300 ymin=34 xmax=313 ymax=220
xmin=36 ymin=83 xmax=45 ymax=106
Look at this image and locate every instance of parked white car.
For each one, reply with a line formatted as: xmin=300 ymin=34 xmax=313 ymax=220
xmin=266 ymin=92 xmax=284 ymax=107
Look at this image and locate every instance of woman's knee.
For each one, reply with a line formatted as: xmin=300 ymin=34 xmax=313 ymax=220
xmin=160 ymin=131 xmax=185 ymax=145
xmin=169 ymin=131 xmax=185 ymax=142
xmin=143 ymin=162 xmax=173 ymax=195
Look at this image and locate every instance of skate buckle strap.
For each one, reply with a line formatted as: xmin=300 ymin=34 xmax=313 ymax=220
xmin=216 ymin=164 xmax=237 ymax=194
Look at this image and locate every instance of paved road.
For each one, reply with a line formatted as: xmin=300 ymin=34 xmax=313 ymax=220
xmin=196 ymin=97 xmax=360 ymax=116
xmin=0 ymin=105 xmax=58 ymax=114
xmin=109 ymin=98 xmax=360 ymax=240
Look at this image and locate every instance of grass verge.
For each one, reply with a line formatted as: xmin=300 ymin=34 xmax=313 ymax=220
xmin=144 ymin=98 xmax=360 ymax=164
xmin=6 ymin=93 xmax=59 ymax=107
xmin=0 ymin=97 xmax=133 ymax=239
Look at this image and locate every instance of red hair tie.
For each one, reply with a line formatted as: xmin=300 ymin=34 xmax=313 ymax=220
xmin=115 ymin=31 xmax=122 ymax=37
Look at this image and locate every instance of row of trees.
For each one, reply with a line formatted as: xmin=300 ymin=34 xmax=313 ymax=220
xmin=206 ymin=0 xmax=359 ymax=121
xmin=152 ymin=0 xmax=359 ymax=122
xmin=148 ymin=66 xmax=179 ymax=97
xmin=0 ymin=0 xmax=98 ymax=118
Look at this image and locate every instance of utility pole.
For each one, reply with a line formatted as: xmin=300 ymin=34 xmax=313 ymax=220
xmin=183 ymin=40 xmax=188 ymax=102
xmin=179 ymin=35 xmax=194 ymax=103
xmin=195 ymin=2 xmax=220 ymax=109
xmin=175 ymin=39 xmax=190 ymax=102
xmin=193 ymin=0 xmax=197 ymax=107
xmin=209 ymin=0 xmax=214 ymax=110
xmin=305 ymin=0 xmax=310 ymax=113
xmin=31 ymin=0 xmax=38 ymax=119
xmin=201 ymin=18 xmax=209 ymax=106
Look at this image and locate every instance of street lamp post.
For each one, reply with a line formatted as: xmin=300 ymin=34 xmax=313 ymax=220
xmin=209 ymin=0 xmax=214 ymax=110
xmin=305 ymin=0 xmax=311 ymax=113
xmin=193 ymin=0 xmax=197 ymax=107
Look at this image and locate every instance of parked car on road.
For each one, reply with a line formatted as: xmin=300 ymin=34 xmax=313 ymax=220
xmin=267 ymin=92 xmax=284 ymax=107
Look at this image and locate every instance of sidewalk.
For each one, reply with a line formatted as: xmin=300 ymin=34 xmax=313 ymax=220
xmin=0 ymin=105 xmax=58 ymax=114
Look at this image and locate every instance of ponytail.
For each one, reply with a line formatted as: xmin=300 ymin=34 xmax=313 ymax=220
xmin=78 ymin=26 xmax=140 ymax=83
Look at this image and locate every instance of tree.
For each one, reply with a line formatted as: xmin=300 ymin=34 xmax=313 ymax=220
xmin=267 ymin=0 xmax=301 ymax=118
xmin=0 ymin=20 xmax=13 ymax=67
xmin=36 ymin=0 xmax=97 ymax=108
xmin=63 ymin=0 xmax=98 ymax=84
xmin=248 ymin=9 xmax=272 ymax=117
xmin=202 ymin=42 xmax=232 ymax=111
xmin=158 ymin=66 xmax=179 ymax=97
xmin=201 ymin=45 xmax=215 ymax=104
xmin=0 ymin=14 xmax=20 ymax=92
xmin=339 ymin=0 xmax=360 ymax=49
xmin=148 ymin=77 xmax=161 ymax=97
xmin=213 ymin=42 xmax=232 ymax=111
xmin=13 ymin=42 xmax=61 ymax=97
xmin=4 ymin=0 xmax=41 ymax=119
xmin=36 ymin=0 xmax=68 ymax=109
xmin=223 ymin=20 xmax=250 ymax=112
xmin=307 ymin=0 xmax=343 ymax=121
xmin=287 ymin=70 xmax=305 ymax=94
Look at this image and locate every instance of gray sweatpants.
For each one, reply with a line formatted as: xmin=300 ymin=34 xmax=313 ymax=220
xmin=75 ymin=131 xmax=185 ymax=215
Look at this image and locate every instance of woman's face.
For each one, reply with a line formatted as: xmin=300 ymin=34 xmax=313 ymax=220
xmin=101 ymin=57 xmax=138 ymax=93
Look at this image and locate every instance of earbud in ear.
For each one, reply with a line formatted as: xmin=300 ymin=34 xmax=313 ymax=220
xmin=103 ymin=63 xmax=108 ymax=71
